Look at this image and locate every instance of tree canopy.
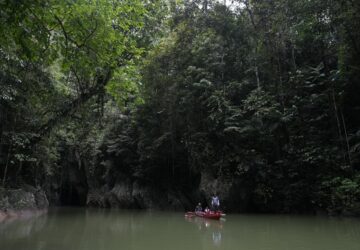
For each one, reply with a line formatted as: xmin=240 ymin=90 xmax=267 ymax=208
xmin=1 ymin=0 xmax=360 ymax=214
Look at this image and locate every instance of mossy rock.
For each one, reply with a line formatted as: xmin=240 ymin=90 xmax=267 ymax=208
xmin=0 ymin=189 xmax=11 ymax=211
xmin=7 ymin=190 xmax=37 ymax=210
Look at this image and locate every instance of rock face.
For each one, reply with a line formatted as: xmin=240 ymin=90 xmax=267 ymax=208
xmin=87 ymin=178 xmax=192 ymax=210
xmin=86 ymin=171 xmax=252 ymax=212
xmin=199 ymin=172 xmax=251 ymax=212
xmin=0 ymin=186 xmax=49 ymax=222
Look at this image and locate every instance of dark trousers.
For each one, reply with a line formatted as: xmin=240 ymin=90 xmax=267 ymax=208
xmin=211 ymin=204 xmax=219 ymax=211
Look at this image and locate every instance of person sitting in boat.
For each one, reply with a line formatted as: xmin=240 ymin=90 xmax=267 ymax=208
xmin=204 ymin=207 xmax=210 ymax=213
xmin=211 ymin=194 xmax=220 ymax=211
xmin=195 ymin=202 xmax=202 ymax=212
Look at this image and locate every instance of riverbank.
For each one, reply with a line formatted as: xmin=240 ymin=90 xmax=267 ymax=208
xmin=0 ymin=186 xmax=49 ymax=223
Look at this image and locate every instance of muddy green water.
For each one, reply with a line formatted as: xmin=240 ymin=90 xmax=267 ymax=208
xmin=0 ymin=208 xmax=360 ymax=250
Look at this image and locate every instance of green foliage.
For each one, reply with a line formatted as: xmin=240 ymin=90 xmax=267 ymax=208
xmin=319 ymin=175 xmax=360 ymax=215
xmin=106 ymin=64 xmax=144 ymax=109
xmin=1 ymin=0 xmax=360 ymax=214
xmin=0 ymin=0 xmax=148 ymax=187
xmin=102 ymin=0 xmax=360 ymax=213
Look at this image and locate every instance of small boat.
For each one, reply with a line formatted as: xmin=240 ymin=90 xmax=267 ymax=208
xmin=185 ymin=211 xmax=223 ymax=220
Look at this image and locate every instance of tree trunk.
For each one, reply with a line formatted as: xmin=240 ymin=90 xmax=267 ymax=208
xmin=2 ymin=142 xmax=12 ymax=187
xmin=331 ymin=89 xmax=347 ymax=166
xmin=340 ymin=109 xmax=352 ymax=169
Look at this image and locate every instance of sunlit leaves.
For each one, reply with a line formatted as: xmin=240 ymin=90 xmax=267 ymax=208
xmin=106 ymin=64 xmax=144 ymax=109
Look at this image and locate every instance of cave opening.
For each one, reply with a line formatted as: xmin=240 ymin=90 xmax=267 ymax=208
xmin=60 ymin=183 xmax=88 ymax=206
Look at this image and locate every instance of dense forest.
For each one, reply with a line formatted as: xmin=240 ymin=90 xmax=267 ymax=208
xmin=1 ymin=0 xmax=360 ymax=215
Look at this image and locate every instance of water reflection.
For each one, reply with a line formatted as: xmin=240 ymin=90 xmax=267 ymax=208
xmin=212 ymin=231 xmax=221 ymax=246
xmin=0 ymin=212 xmax=47 ymax=240
xmin=185 ymin=216 xmax=224 ymax=246
xmin=0 ymin=209 xmax=360 ymax=250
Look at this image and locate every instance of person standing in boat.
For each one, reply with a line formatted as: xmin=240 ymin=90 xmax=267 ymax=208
xmin=195 ymin=202 xmax=202 ymax=212
xmin=211 ymin=194 xmax=220 ymax=211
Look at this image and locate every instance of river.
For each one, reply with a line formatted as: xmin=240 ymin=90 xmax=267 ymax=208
xmin=0 ymin=208 xmax=359 ymax=250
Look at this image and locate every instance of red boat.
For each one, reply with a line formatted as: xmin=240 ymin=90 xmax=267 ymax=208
xmin=185 ymin=211 xmax=223 ymax=220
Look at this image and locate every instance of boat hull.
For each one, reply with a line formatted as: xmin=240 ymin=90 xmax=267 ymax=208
xmin=185 ymin=211 xmax=222 ymax=220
